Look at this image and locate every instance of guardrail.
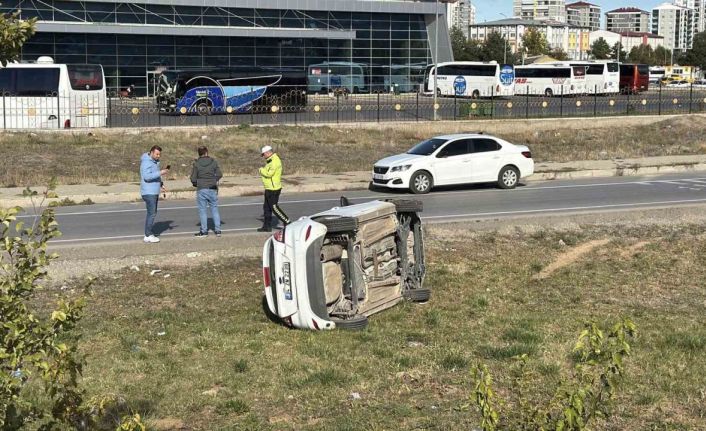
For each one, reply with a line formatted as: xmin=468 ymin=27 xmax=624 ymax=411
xmin=2 ymin=84 xmax=706 ymax=130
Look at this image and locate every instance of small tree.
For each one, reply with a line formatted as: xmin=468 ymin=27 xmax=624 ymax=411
xmin=628 ymin=44 xmax=655 ymax=65
xmin=548 ymin=48 xmax=569 ymax=61
xmin=681 ymin=31 xmax=706 ymax=70
xmin=482 ymin=31 xmax=513 ymax=64
xmin=654 ymin=45 xmax=672 ymax=66
xmin=450 ymin=26 xmax=470 ymax=61
xmin=590 ymin=38 xmax=611 ymax=60
xmin=611 ymin=42 xmax=627 ymax=62
xmin=0 ymin=10 xmax=36 ymax=66
xmin=522 ymin=28 xmax=549 ymax=56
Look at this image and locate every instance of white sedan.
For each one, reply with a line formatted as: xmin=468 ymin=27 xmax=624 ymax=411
xmin=372 ymin=133 xmax=534 ymax=194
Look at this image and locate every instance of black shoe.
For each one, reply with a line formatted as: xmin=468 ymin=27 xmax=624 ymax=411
xmin=215 ymin=231 xmax=222 ymax=237
xmin=194 ymin=231 xmax=208 ymax=238
xmin=257 ymin=226 xmax=272 ymax=232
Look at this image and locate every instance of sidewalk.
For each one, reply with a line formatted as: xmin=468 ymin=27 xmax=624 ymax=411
xmin=3 ymin=154 xmax=706 ymax=208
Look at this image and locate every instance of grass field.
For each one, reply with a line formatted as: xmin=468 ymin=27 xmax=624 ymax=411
xmin=2 ymin=115 xmax=705 ymax=187
xmin=43 ymin=223 xmax=706 ymax=430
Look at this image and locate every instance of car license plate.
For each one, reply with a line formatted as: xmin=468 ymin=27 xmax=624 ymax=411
xmin=282 ymin=262 xmax=292 ymax=300
xmin=373 ymin=174 xmax=385 ymax=180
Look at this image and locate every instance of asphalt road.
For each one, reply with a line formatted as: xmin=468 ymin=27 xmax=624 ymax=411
xmin=17 ymin=172 xmax=706 ymax=245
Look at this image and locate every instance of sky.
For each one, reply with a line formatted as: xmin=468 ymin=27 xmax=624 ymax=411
xmin=474 ymin=0 xmax=666 ymax=23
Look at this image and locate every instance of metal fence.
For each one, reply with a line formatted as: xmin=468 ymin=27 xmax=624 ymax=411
xmin=2 ymin=84 xmax=706 ymax=130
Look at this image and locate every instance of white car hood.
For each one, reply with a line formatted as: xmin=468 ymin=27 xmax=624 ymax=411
xmin=375 ymin=153 xmax=426 ymax=167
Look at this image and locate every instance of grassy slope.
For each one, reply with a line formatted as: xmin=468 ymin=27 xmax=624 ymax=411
xmin=53 ymin=224 xmax=706 ymax=430
xmin=2 ymin=116 xmax=705 ymax=187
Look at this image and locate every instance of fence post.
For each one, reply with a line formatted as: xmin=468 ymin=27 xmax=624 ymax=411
xmin=689 ymin=83 xmax=694 ymax=114
xmin=336 ymin=92 xmax=340 ymax=124
xmin=626 ymin=88 xmax=630 ymax=116
xmin=377 ymin=92 xmax=380 ymax=123
xmin=658 ymin=82 xmax=662 ymax=116
xmin=416 ymin=91 xmax=419 ymax=121
xmin=57 ymin=92 xmax=61 ymax=128
xmin=560 ymin=86 xmax=564 ymax=117
xmin=491 ymin=85 xmax=495 ymax=118
xmin=593 ymin=85 xmax=597 ymax=117
xmin=453 ymin=92 xmax=457 ymax=121
xmin=250 ymin=87 xmax=254 ymax=125
xmin=525 ymin=86 xmax=529 ymax=119
xmin=2 ymin=93 xmax=5 ymax=130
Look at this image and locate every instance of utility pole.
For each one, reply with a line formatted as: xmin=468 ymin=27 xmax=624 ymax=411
xmin=433 ymin=0 xmax=440 ymax=120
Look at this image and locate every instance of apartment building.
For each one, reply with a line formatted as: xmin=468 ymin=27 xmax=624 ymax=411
xmin=447 ymin=0 xmax=476 ymax=38
xmin=606 ymin=7 xmax=651 ymax=33
xmin=566 ymin=1 xmax=601 ymax=31
xmin=652 ymin=3 xmax=694 ymax=52
xmin=513 ymin=0 xmax=567 ymax=23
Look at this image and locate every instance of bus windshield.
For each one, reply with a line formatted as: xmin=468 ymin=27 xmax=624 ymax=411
xmin=67 ymin=65 xmax=103 ymax=90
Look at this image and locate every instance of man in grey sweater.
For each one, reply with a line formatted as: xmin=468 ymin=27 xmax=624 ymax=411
xmin=191 ymin=146 xmax=223 ymax=237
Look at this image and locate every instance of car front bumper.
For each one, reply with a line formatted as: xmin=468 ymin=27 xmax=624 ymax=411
xmin=371 ymin=168 xmax=414 ymax=189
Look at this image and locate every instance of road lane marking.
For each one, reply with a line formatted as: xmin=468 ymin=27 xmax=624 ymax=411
xmin=424 ymin=198 xmax=706 ymax=220
xmin=50 ymin=227 xmax=259 ymax=244
xmin=18 ymin=176 xmax=706 ymax=219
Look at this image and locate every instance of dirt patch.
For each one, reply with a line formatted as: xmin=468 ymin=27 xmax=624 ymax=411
xmin=620 ymin=240 xmax=653 ymax=259
xmin=151 ymin=418 xmax=187 ymax=430
xmin=535 ymin=238 xmax=611 ymax=280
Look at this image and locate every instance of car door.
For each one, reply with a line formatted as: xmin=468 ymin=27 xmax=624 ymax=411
xmin=468 ymin=138 xmax=503 ymax=182
xmin=431 ymin=139 xmax=472 ymax=186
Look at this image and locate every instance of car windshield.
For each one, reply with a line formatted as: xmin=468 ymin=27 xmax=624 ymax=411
xmin=407 ymin=138 xmax=448 ymax=156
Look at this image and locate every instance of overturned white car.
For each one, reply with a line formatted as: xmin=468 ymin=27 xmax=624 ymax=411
xmin=262 ymin=199 xmax=427 ymax=330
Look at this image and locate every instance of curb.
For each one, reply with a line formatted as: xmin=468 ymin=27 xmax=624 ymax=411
xmin=3 ymin=159 xmax=706 ymax=209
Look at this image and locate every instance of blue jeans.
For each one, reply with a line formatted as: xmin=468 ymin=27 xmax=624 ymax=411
xmin=142 ymin=194 xmax=159 ymax=237
xmin=197 ymin=188 xmax=221 ymax=233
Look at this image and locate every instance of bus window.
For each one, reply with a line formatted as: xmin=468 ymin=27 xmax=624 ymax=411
xmin=67 ymin=65 xmax=104 ymax=90
xmin=586 ymin=64 xmax=604 ymax=75
xmin=607 ymin=63 xmax=619 ymax=73
xmin=572 ymin=66 xmax=586 ymax=77
xmin=0 ymin=69 xmax=11 ymax=93
xmin=637 ymin=65 xmax=649 ymax=76
xmin=14 ymin=68 xmax=60 ymax=96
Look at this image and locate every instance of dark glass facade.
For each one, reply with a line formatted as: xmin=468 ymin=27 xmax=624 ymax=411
xmin=3 ymin=1 xmax=435 ymax=95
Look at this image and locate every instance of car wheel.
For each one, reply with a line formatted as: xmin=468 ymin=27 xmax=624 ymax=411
xmin=261 ymin=295 xmax=282 ymax=325
xmin=314 ymin=216 xmax=358 ymax=233
xmin=544 ymin=88 xmax=554 ymax=97
xmin=386 ymin=199 xmax=423 ymax=213
xmin=498 ymin=165 xmax=520 ymax=189
xmin=332 ymin=315 xmax=368 ymax=330
xmin=410 ymin=171 xmax=433 ymax=194
xmin=403 ymin=288 xmax=431 ymax=303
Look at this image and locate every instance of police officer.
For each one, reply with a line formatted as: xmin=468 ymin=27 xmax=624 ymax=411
xmin=258 ymin=145 xmax=290 ymax=232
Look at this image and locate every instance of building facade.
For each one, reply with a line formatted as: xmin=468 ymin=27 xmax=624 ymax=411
xmin=469 ymin=18 xmax=590 ymax=61
xmin=652 ymin=3 xmax=694 ymax=52
xmin=513 ymin=0 xmax=567 ymax=23
xmin=447 ymin=0 xmax=476 ymax=38
xmin=673 ymin=0 xmax=706 ymax=33
xmin=606 ymin=7 xmax=651 ymax=33
xmin=566 ymin=2 xmax=601 ymax=31
xmin=2 ymin=0 xmax=453 ymax=95
xmin=589 ymin=30 xmax=665 ymax=53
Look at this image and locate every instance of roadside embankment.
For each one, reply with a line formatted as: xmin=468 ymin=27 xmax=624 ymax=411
xmin=0 ymin=114 xmax=704 ymax=189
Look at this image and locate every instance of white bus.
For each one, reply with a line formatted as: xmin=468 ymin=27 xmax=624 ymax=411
xmin=549 ymin=61 xmax=619 ymax=95
xmin=0 ymin=57 xmax=106 ymax=129
xmin=307 ymin=62 xmax=367 ymax=94
xmin=514 ymin=64 xmax=586 ymax=97
xmin=649 ymin=66 xmax=666 ymax=84
xmin=424 ymin=61 xmax=515 ymax=98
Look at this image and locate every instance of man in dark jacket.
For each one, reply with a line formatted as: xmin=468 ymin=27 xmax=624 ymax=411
xmin=191 ymin=146 xmax=223 ymax=237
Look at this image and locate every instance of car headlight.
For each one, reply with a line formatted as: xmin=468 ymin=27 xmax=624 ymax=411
xmin=390 ymin=165 xmax=412 ymax=172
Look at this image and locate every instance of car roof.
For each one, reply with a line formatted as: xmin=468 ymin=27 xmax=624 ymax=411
xmin=432 ymin=133 xmax=499 ymax=141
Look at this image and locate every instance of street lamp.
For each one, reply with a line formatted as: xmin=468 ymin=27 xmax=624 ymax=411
xmin=499 ymin=12 xmax=509 ymax=64
xmin=433 ymin=0 xmax=440 ymax=120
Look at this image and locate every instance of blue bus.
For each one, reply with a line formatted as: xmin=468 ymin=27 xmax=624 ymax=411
xmin=156 ymin=67 xmax=306 ymax=115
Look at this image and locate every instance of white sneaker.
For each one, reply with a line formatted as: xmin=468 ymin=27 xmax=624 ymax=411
xmin=143 ymin=235 xmax=160 ymax=243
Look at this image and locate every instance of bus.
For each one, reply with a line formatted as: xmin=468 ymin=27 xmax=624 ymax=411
xmin=307 ymin=62 xmax=367 ymax=94
xmin=649 ymin=66 xmax=666 ymax=84
xmin=424 ymin=61 xmax=515 ymax=98
xmin=514 ymin=64 xmax=586 ymax=97
xmin=156 ymin=66 xmax=306 ymax=115
xmin=0 ymin=56 xmax=106 ymax=129
xmin=619 ymin=64 xmax=649 ymax=93
xmin=549 ymin=61 xmax=619 ymax=95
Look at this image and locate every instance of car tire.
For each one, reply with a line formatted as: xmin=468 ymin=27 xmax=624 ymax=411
xmin=261 ymin=295 xmax=282 ymax=325
xmin=332 ymin=315 xmax=368 ymax=330
xmin=314 ymin=216 xmax=358 ymax=233
xmin=386 ymin=199 xmax=423 ymax=213
xmin=409 ymin=171 xmax=433 ymax=194
xmin=403 ymin=288 xmax=431 ymax=303
xmin=498 ymin=165 xmax=520 ymax=189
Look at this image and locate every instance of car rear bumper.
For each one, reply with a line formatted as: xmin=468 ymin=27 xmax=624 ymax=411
xmin=262 ymin=221 xmax=336 ymax=330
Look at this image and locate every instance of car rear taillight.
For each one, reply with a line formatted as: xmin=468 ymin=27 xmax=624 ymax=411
xmin=273 ymin=230 xmax=284 ymax=242
xmin=522 ymin=151 xmax=532 ymax=158
xmin=263 ymin=267 xmax=271 ymax=288
xmin=305 ymin=225 xmax=312 ymax=241
xmin=63 ymin=119 xmax=71 ymax=128
xmin=312 ymin=319 xmax=320 ymax=330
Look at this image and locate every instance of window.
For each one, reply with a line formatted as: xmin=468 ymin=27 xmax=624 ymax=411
xmin=471 ymin=138 xmax=500 ymax=153
xmin=607 ymin=63 xmax=619 ymax=73
xmin=12 ymin=68 xmax=60 ymax=95
xmin=515 ymin=67 xmax=570 ymax=78
xmin=586 ymin=64 xmax=604 ymax=75
xmin=68 ymin=65 xmax=103 ymax=90
xmin=437 ymin=139 xmax=470 ymax=158
xmin=0 ymin=69 xmax=11 ymax=93
xmin=407 ymin=138 xmax=447 ymax=156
